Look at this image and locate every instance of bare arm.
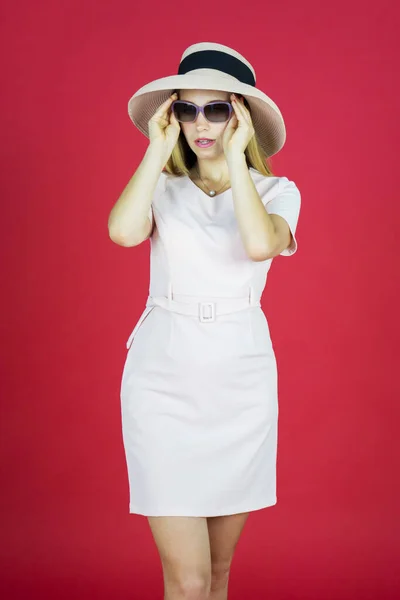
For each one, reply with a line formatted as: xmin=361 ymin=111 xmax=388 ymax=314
xmin=108 ymin=143 xmax=167 ymax=247
xmin=227 ymin=153 xmax=279 ymax=260
xmin=108 ymin=93 xmax=180 ymax=248
xmin=227 ymin=153 xmax=294 ymax=261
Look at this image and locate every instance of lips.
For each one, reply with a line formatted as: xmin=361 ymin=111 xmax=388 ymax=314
xmin=194 ymin=139 xmax=216 ymax=148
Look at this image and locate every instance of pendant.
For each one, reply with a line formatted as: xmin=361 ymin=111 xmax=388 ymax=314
xmin=209 ymin=190 xmax=216 ymax=197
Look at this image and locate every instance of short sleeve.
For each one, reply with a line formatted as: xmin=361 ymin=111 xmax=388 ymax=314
xmin=147 ymin=204 xmax=153 ymax=225
xmin=264 ymin=177 xmax=301 ymax=256
xmin=148 ymin=170 xmax=168 ymax=229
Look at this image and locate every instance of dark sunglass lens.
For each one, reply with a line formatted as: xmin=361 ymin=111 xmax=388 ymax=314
xmin=173 ymin=101 xmax=196 ymax=122
xmin=204 ymin=102 xmax=230 ymax=122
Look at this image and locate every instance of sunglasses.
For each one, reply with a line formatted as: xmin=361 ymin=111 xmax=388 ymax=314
xmin=171 ymin=100 xmax=233 ymax=124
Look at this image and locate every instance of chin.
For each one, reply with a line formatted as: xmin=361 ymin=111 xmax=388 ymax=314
xmin=192 ymin=142 xmax=220 ymax=153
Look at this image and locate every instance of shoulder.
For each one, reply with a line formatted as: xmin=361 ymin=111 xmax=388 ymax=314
xmin=277 ymin=175 xmax=301 ymax=195
xmin=151 ymin=171 xmax=171 ymax=211
xmin=248 ymin=169 xmax=280 ymax=201
xmin=249 ymin=169 xmax=300 ymax=202
xmin=160 ymin=171 xmax=189 ymax=196
xmin=156 ymin=170 xmax=175 ymax=194
xmin=250 ymin=168 xmax=298 ymax=190
xmin=160 ymin=170 xmax=183 ymax=186
xmin=151 ymin=172 xmax=186 ymax=212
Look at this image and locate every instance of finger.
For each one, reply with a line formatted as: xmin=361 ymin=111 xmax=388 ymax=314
xmin=231 ymin=101 xmax=246 ymax=126
xmin=152 ymin=94 xmax=178 ymax=119
xmin=232 ymin=97 xmax=250 ymax=123
xmin=241 ymin=102 xmax=253 ymax=125
xmin=231 ymin=95 xmax=244 ymax=114
xmin=226 ymin=111 xmax=238 ymax=129
xmin=159 ymin=93 xmax=178 ymax=109
xmin=232 ymin=94 xmax=251 ymax=118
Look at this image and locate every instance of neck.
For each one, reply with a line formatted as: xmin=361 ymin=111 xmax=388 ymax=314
xmin=194 ymin=158 xmax=230 ymax=185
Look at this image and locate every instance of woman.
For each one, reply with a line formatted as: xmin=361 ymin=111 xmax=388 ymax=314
xmin=108 ymin=42 xmax=301 ymax=600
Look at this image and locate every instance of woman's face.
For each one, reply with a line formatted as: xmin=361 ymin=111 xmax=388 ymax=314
xmin=175 ymin=89 xmax=234 ymax=158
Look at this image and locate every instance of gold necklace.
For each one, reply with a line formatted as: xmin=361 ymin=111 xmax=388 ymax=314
xmin=195 ymin=165 xmax=230 ymax=197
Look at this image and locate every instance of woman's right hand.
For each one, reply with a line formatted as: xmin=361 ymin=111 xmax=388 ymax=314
xmin=148 ymin=93 xmax=181 ymax=161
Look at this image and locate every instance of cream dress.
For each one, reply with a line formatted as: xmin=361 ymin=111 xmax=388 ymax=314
xmin=120 ymin=167 xmax=301 ymax=516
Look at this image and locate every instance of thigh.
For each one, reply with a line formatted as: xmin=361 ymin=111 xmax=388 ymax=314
xmin=147 ymin=516 xmax=211 ymax=583
xmin=206 ymin=512 xmax=250 ymax=570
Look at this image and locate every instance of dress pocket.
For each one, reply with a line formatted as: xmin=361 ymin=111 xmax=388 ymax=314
xmin=126 ymin=305 xmax=156 ymax=349
xmin=248 ymin=307 xmax=274 ymax=355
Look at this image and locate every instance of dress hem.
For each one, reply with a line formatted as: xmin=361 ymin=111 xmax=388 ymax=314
xmin=128 ymin=497 xmax=277 ymax=517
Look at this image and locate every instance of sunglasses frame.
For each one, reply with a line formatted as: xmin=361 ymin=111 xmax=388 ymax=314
xmin=171 ymin=100 xmax=233 ymax=124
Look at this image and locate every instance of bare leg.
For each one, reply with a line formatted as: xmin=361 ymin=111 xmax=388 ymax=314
xmin=148 ymin=516 xmax=212 ymax=600
xmin=207 ymin=512 xmax=250 ymax=600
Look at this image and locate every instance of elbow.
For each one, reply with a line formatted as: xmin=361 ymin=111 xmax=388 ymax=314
xmin=247 ymin=241 xmax=277 ymax=261
xmin=108 ymin=218 xmax=124 ymax=245
xmin=107 ymin=217 xmax=139 ymax=247
xmin=108 ymin=227 xmax=138 ymax=247
xmin=248 ymin=248 xmax=275 ymax=261
xmin=108 ymin=225 xmax=124 ymax=246
xmin=247 ymin=230 xmax=293 ymax=261
xmin=108 ymin=213 xmax=151 ymax=247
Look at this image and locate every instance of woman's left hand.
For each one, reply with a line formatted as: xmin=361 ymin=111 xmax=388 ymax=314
xmin=222 ymin=94 xmax=255 ymax=159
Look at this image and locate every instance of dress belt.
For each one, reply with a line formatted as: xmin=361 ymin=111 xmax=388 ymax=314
xmin=126 ymin=285 xmax=260 ymax=349
xmin=145 ymin=286 xmax=260 ymax=323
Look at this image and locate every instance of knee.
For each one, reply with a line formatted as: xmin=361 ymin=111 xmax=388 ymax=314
xmin=211 ymin=562 xmax=231 ymax=590
xmin=177 ymin=576 xmax=211 ymax=599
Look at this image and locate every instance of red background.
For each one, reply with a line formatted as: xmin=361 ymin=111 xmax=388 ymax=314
xmin=1 ymin=0 xmax=399 ymax=598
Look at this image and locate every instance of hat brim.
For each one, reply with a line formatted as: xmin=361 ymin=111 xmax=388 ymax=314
xmin=127 ymin=70 xmax=286 ymax=157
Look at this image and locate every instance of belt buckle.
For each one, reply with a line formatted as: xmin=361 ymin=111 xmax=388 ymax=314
xmin=199 ymin=302 xmax=215 ymax=322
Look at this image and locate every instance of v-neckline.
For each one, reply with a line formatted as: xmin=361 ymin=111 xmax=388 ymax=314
xmin=186 ymin=175 xmax=231 ymax=198
xmin=186 ymin=167 xmax=256 ymax=199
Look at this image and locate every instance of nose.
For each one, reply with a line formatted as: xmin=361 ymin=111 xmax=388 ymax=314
xmin=195 ymin=110 xmax=209 ymax=129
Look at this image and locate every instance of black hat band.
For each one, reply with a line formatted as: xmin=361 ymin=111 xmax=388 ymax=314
xmin=178 ymin=50 xmax=256 ymax=87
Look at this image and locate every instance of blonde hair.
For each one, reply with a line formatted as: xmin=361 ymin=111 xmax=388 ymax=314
xmin=163 ymin=93 xmax=275 ymax=177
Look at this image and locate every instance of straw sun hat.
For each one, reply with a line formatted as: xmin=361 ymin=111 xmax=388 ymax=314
xmin=127 ymin=41 xmax=286 ymax=157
